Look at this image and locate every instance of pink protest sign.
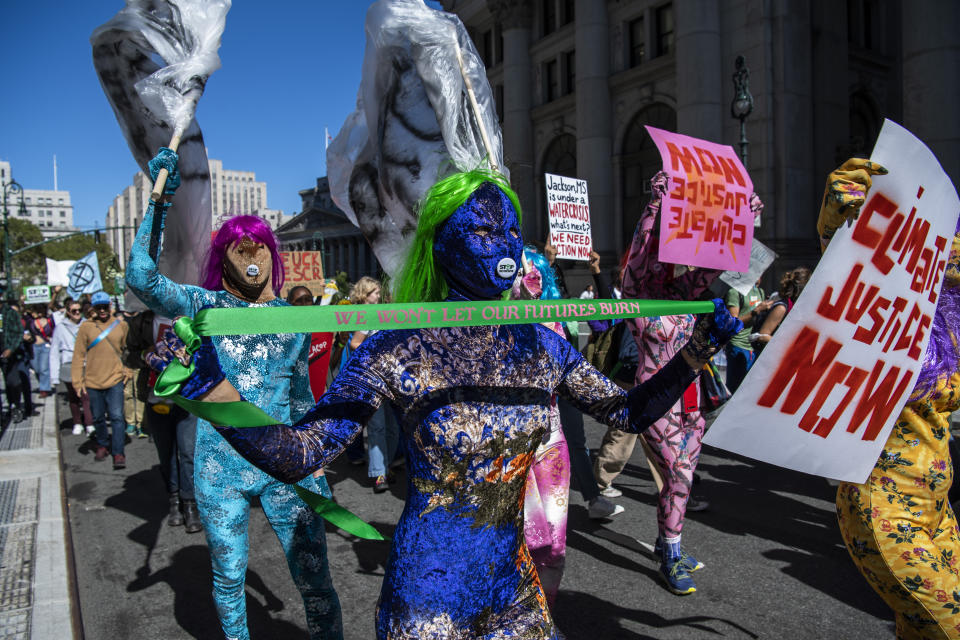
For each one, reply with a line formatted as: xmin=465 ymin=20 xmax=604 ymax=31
xmin=645 ymin=126 xmax=755 ymax=272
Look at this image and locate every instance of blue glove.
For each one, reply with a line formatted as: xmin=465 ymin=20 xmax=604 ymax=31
xmin=151 ymin=320 xmax=226 ymax=399
xmin=147 ymin=147 xmax=181 ymax=197
xmin=682 ymin=298 xmax=743 ymax=363
xmin=144 ymin=327 xmax=183 ymax=373
xmin=181 ymin=334 xmax=226 ymax=400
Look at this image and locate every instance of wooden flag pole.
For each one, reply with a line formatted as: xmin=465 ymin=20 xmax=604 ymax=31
xmin=150 ymin=130 xmax=183 ymax=201
xmin=451 ymin=28 xmax=498 ymax=174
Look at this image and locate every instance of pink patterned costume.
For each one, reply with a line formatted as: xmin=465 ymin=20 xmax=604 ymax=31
xmin=619 ymin=172 xmax=761 ymax=538
xmin=523 ymin=321 xmax=571 ymax=606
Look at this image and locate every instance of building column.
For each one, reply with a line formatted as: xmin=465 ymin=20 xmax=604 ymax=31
xmin=489 ymin=0 xmax=537 ymax=240
xmin=902 ymin=4 xmax=960 ymax=186
xmin=673 ymin=0 xmax=723 ymax=141
xmin=575 ymin=0 xmax=615 ymax=256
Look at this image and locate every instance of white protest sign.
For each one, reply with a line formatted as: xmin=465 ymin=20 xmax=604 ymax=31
xmin=23 ymin=285 xmax=51 ymax=304
xmin=719 ymin=239 xmax=777 ymax=296
xmin=545 ymin=173 xmax=592 ymax=261
xmin=704 ymin=120 xmax=960 ymax=483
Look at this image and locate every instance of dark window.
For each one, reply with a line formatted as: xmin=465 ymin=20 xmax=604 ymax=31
xmin=497 ymin=32 xmax=504 ymax=64
xmin=494 ymin=84 xmax=504 ymax=123
xmin=848 ymin=0 xmax=881 ymax=51
xmin=655 ymin=4 xmax=674 ymax=56
xmin=481 ymin=30 xmax=493 ymax=68
xmin=621 ymin=103 xmax=677 ymax=238
xmin=629 ymin=16 xmax=645 ymax=67
xmin=562 ymin=0 xmax=575 ymax=25
xmin=563 ymin=50 xmax=576 ymax=94
xmin=543 ymin=0 xmax=557 ymax=36
xmin=542 ymin=133 xmax=578 ymax=177
xmin=545 ymin=59 xmax=559 ymax=102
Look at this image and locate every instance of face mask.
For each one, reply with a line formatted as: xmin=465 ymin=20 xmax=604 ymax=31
xmin=433 ymin=182 xmax=523 ymax=301
xmin=221 ymin=237 xmax=273 ymax=301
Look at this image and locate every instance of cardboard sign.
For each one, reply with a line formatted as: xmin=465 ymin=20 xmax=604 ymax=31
xmin=646 ymin=126 xmax=754 ymax=272
xmin=719 ymin=239 xmax=777 ymax=295
xmin=280 ymin=251 xmax=325 ymax=300
xmin=704 ymin=120 xmax=960 ymax=483
xmin=23 ymin=285 xmax=51 ymax=304
xmin=545 ymin=173 xmax=592 ymax=261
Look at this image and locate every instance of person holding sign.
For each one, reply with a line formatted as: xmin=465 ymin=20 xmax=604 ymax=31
xmin=825 ymin=158 xmax=960 ymax=639
xmin=125 ymin=149 xmax=343 ymax=640
xmin=153 ymin=169 xmax=743 ymax=639
xmin=594 ymin=170 xmax=763 ymax=595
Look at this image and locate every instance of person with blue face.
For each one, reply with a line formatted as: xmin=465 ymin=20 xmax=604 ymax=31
xmin=157 ymin=168 xmax=742 ymax=639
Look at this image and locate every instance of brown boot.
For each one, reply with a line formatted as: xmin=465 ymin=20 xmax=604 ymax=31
xmin=182 ymin=499 xmax=202 ymax=533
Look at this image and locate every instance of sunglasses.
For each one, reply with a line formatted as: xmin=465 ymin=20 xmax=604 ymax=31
xmin=68 ymin=308 xmax=82 ymax=314
xmin=94 ymin=304 xmax=110 ymax=311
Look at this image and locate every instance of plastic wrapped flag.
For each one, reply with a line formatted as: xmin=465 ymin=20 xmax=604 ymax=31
xmin=327 ymin=0 xmax=505 ymax=276
xmin=91 ymin=0 xmax=230 ymax=295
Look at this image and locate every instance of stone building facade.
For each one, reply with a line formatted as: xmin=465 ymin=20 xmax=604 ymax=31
xmin=441 ymin=0 xmax=960 ymax=288
xmin=275 ymin=177 xmax=378 ymax=283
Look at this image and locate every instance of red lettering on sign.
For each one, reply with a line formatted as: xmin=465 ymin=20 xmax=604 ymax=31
xmin=847 ymin=361 xmax=914 ymax=441
xmin=757 ymin=327 xmax=842 ymax=414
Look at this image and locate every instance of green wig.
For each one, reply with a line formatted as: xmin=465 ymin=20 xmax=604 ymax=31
xmin=393 ymin=168 xmax=523 ymax=303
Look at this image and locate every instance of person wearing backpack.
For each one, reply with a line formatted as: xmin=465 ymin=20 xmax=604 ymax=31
xmin=723 ymin=281 xmax=771 ymax=392
xmin=72 ymin=291 xmax=131 ymax=469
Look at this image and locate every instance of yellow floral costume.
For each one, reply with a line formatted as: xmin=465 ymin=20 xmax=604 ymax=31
xmin=837 ymin=373 xmax=960 ymax=639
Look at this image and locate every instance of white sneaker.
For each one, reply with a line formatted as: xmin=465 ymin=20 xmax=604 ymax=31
xmin=599 ymin=484 xmax=622 ymax=498
xmin=72 ymin=424 xmax=84 ymax=435
xmin=588 ymin=496 xmax=625 ymax=519
xmin=85 ymin=425 xmax=95 ymax=436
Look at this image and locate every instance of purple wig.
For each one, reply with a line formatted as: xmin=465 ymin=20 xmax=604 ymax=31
xmin=202 ymin=215 xmax=285 ymax=295
xmin=910 ymin=224 xmax=960 ymax=402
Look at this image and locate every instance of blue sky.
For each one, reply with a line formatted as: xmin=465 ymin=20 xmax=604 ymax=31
xmin=0 ymin=1 xmax=437 ymax=229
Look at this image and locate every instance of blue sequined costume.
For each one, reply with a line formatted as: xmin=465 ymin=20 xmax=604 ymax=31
xmin=126 ymin=204 xmax=342 ymax=640
xmin=216 ymin=323 xmax=698 ymax=638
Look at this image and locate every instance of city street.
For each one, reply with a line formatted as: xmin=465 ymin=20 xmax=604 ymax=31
xmin=57 ymin=393 xmax=894 ymax=640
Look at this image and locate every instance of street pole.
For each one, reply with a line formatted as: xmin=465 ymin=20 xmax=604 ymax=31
xmin=1 ymin=177 xmax=27 ymax=295
xmin=730 ymin=55 xmax=754 ymax=169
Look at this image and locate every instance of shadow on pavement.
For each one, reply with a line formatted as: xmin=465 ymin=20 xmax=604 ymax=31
xmin=552 ymin=589 xmax=759 ymax=639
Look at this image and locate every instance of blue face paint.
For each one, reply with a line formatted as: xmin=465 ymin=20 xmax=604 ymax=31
xmin=434 ymin=182 xmax=523 ymax=301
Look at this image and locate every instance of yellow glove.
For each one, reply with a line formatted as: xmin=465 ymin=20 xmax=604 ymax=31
xmin=817 ymin=158 xmax=888 ymax=250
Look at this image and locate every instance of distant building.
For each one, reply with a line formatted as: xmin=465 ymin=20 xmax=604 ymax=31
xmin=1 ymin=158 xmax=77 ymax=238
xmin=106 ymin=157 xmax=288 ymax=266
xmin=105 ymin=171 xmax=151 ymax=266
xmin=276 ymin=177 xmax=378 ymax=283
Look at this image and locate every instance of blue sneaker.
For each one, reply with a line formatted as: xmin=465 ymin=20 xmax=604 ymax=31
xmin=125 ymin=424 xmax=136 ymax=435
xmin=660 ymin=556 xmax=697 ymax=595
xmin=654 ymin=537 xmax=705 ymax=572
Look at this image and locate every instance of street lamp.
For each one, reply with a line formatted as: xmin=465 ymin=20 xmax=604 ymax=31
xmin=730 ymin=55 xmax=754 ymax=168
xmin=1 ymin=177 xmax=28 ymax=292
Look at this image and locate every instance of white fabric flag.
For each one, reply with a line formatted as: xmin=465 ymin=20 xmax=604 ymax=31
xmin=46 ymin=258 xmax=76 ymax=287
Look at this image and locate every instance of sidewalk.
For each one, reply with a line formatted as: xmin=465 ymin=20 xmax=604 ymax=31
xmin=0 ymin=393 xmax=79 ymax=640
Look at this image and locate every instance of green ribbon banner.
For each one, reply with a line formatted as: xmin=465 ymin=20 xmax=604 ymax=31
xmin=154 ymin=320 xmax=388 ymax=541
xmin=154 ymin=296 xmax=712 ymax=542
xmin=192 ymin=298 xmax=714 ymax=336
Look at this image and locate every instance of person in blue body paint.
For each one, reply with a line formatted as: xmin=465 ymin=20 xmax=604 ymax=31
xmin=125 ymin=148 xmax=342 ymax=640
xmin=154 ymin=164 xmax=741 ymax=639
